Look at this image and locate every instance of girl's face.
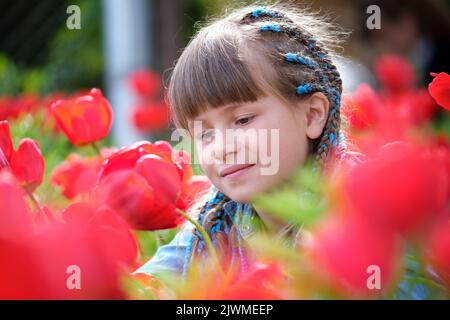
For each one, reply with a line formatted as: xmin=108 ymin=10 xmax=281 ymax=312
xmin=189 ymin=93 xmax=329 ymax=203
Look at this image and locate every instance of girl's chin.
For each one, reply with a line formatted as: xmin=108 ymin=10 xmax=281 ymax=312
xmin=222 ymin=184 xmax=267 ymax=203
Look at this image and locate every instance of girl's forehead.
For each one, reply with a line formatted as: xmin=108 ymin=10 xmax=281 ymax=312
xmin=193 ymin=103 xmax=247 ymax=121
xmin=187 ymin=94 xmax=289 ymax=127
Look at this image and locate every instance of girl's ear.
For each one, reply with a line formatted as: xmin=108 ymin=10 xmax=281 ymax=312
xmin=304 ymin=92 xmax=329 ymax=140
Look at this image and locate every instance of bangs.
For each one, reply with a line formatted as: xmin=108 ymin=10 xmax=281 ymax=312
xmin=168 ymin=25 xmax=269 ymax=129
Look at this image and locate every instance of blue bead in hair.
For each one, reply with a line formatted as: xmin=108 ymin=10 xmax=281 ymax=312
xmin=296 ymin=83 xmax=312 ymax=95
xmin=260 ymin=23 xmax=281 ymax=32
xmin=329 ymin=132 xmax=335 ymax=144
xmin=251 ymin=7 xmax=268 ymax=17
xmin=251 ymin=7 xmax=265 ymax=17
xmin=251 ymin=7 xmax=283 ymax=18
xmin=284 ymin=53 xmax=319 ymax=69
xmin=284 ymin=52 xmax=297 ymax=62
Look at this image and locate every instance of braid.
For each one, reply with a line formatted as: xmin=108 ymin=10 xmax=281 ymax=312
xmin=185 ymin=191 xmax=232 ymax=273
xmin=240 ymin=6 xmax=343 ymax=169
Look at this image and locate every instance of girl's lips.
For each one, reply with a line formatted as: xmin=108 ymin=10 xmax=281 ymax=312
xmin=220 ymin=164 xmax=256 ymax=179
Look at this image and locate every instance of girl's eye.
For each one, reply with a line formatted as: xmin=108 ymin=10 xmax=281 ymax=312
xmin=235 ymin=116 xmax=254 ymax=126
xmin=200 ymin=130 xmax=214 ymax=143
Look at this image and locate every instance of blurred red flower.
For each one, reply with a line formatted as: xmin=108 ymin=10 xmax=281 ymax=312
xmin=128 ymin=69 xmax=161 ymax=97
xmin=306 ymin=214 xmax=402 ymax=297
xmin=31 ymin=219 xmax=126 ymax=299
xmin=132 ymin=101 xmax=169 ymax=131
xmin=180 ymin=261 xmax=286 ymax=300
xmin=0 ymin=171 xmax=33 ymax=240
xmin=61 ymin=202 xmax=138 ymax=269
xmin=50 ymin=153 xmax=103 ymax=199
xmin=220 ymin=262 xmax=286 ymax=300
xmin=0 ymin=120 xmax=13 ymax=165
xmin=128 ymin=69 xmax=170 ymax=132
xmin=425 ymin=217 xmax=450 ymax=287
xmin=0 ymin=94 xmax=41 ymax=121
xmin=344 ymin=142 xmax=448 ymax=237
xmin=375 ymin=55 xmax=416 ymax=93
xmin=341 ymin=84 xmax=379 ymax=130
xmin=0 ymin=238 xmax=52 ymax=299
xmin=344 ymin=56 xmax=439 ymax=138
xmin=51 ymin=88 xmax=113 ymax=146
xmin=0 ymin=181 xmax=137 ymax=298
xmin=428 ymin=72 xmax=450 ymax=110
xmin=0 ymin=120 xmax=45 ymax=191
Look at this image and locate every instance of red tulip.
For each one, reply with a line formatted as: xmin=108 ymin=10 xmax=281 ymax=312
xmin=134 ymin=154 xmax=183 ymax=227
xmin=428 ymin=72 xmax=450 ymax=110
xmin=96 ymin=141 xmax=187 ymax=230
xmin=51 ymin=88 xmax=113 ymax=146
xmin=96 ymin=169 xmax=156 ymax=230
xmin=375 ymin=55 xmax=416 ymax=93
xmin=344 ymin=142 xmax=448 ymax=237
xmin=135 ymin=155 xmax=181 ymax=208
xmin=99 ymin=141 xmax=172 ymax=178
xmin=9 ymin=138 xmax=45 ymax=191
xmin=51 ymin=153 xmax=103 ymax=199
xmin=128 ymin=69 xmax=161 ymax=97
xmin=0 ymin=120 xmax=45 ymax=191
xmin=307 ymin=214 xmax=402 ymax=297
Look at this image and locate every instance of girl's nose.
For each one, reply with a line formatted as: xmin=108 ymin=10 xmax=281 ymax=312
xmin=212 ymin=130 xmax=240 ymax=164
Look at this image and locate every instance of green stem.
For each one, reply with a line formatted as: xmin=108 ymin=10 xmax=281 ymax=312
xmin=176 ymin=208 xmax=225 ymax=278
xmin=91 ymin=142 xmax=103 ymax=159
xmin=154 ymin=231 xmax=163 ymax=249
xmin=25 ymin=187 xmax=46 ymax=219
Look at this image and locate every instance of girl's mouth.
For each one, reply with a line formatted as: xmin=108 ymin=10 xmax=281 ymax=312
xmin=219 ymin=164 xmax=256 ymax=179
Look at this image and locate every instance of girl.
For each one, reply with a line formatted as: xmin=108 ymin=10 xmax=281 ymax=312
xmin=135 ymin=3 xmax=359 ymax=281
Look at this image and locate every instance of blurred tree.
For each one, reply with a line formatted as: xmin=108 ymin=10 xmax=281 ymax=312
xmin=0 ymin=0 xmax=102 ymax=95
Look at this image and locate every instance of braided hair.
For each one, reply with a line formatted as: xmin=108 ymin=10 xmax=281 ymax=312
xmin=240 ymin=7 xmax=344 ymax=168
xmin=173 ymin=4 xmax=347 ymax=279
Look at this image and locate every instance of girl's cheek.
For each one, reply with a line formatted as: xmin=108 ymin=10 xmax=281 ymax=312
xmin=196 ymin=143 xmax=215 ymax=168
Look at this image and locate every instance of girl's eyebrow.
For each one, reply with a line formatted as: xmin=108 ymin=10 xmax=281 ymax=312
xmin=193 ymin=103 xmax=245 ymax=122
